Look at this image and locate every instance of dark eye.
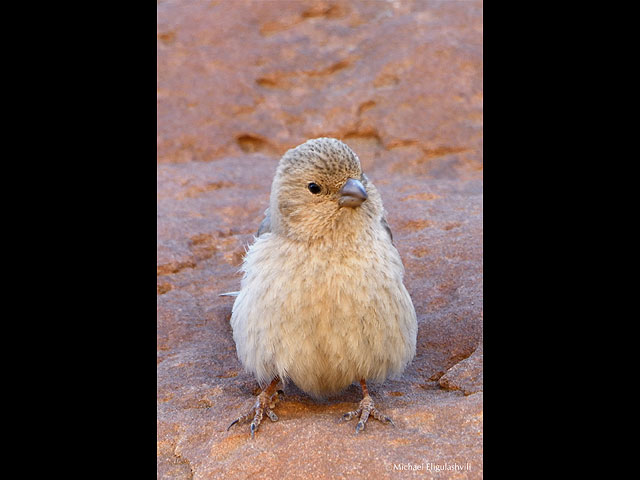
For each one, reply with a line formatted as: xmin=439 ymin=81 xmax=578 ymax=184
xmin=308 ymin=182 xmax=321 ymax=194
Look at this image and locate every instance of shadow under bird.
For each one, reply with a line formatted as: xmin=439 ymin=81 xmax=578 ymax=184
xmin=222 ymin=137 xmax=417 ymax=437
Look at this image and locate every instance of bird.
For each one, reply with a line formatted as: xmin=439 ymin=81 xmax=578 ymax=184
xmin=225 ymin=137 xmax=417 ymax=437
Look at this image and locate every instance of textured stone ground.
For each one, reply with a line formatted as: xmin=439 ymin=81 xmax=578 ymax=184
xmin=158 ymin=1 xmax=483 ymax=478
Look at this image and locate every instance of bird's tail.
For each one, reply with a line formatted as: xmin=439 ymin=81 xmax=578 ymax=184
xmin=219 ymin=291 xmax=240 ymax=297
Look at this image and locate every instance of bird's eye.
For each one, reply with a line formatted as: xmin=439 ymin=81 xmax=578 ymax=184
xmin=308 ymin=182 xmax=321 ymax=194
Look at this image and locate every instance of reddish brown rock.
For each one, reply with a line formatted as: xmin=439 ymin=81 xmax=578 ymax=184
xmin=439 ymin=340 xmax=484 ymax=395
xmin=158 ymin=0 xmax=482 ymax=478
xmin=157 ymin=0 xmax=482 ymax=175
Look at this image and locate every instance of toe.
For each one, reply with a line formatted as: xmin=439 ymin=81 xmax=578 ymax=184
xmin=266 ymin=409 xmax=279 ymax=422
xmin=371 ymin=408 xmax=395 ymax=426
xmin=341 ymin=408 xmax=361 ymax=422
xmin=355 ymin=408 xmax=371 ymax=434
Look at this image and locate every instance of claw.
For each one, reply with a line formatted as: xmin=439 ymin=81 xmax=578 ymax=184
xmin=381 ymin=415 xmax=395 ymax=427
xmin=227 ymin=418 xmax=240 ymax=431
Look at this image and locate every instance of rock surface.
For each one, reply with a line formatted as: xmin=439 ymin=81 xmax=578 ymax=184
xmin=158 ymin=0 xmax=483 ymax=478
xmin=439 ymin=337 xmax=483 ymax=396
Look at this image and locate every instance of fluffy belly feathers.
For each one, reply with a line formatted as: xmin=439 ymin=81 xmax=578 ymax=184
xmin=230 ymin=234 xmax=417 ymax=397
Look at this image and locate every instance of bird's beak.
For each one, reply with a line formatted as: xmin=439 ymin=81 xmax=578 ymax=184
xmin=338 ymin=178 xmax=368 ymax=208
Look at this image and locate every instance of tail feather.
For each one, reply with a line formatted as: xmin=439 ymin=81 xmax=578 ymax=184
xmin=219 ymin=291 xmax=240 ymax=297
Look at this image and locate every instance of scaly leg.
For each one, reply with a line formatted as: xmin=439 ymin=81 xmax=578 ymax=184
xmin=341 ymin=378 xmax=395 ymax=434
xmin=227 ymin=377 xmax=283 ymax=438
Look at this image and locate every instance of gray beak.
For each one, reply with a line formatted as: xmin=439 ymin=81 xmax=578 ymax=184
xmin=339 ymin=178 xmax=368 ymax=208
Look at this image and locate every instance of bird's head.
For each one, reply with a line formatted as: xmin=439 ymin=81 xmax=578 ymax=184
xmin=268 ymin=137 xmax=382 ymax=243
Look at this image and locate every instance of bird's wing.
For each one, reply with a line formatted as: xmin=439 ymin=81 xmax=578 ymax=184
xmin=257 ymin=208 xmax=272 ymax=237
xmin=381 ymin=215 xmax=394 ymax=244
xmin=221 ymin=210 xmax=271 ymax=300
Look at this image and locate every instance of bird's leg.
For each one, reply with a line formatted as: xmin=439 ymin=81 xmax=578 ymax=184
xmin=227 ymin=377 xmax=283 ymax=438
xmin=341 ymin=378 xmax=395 ymax=434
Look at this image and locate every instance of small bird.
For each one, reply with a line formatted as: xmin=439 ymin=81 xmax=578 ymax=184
xmin=226 ymin=137 xmax=417 ymax=437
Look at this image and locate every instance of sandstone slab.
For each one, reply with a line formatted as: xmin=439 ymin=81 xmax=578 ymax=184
xmin=158 ymin=1 xmax=482 ymax=478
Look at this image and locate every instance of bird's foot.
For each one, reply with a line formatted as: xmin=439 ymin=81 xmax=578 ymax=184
xmin=341 ymin=394 xmax=395 ymax=434
xmin=227 ymin=385 xmax=283 ymax=438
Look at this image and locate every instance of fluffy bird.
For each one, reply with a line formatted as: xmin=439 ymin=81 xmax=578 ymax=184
xmin=226 ymin=137 xmax=417 ymax=437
